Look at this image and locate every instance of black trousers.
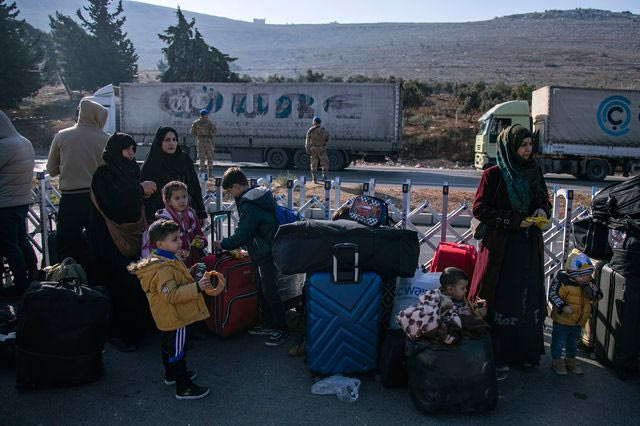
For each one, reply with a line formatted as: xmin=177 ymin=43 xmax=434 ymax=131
xmin=0 ymin=205 xmax=37 ymax=296
xmin=56 ymin=193 xmax=91 ymax=269
xmin=161 ymin=327 xmax=189 ymax=385
xmin=256 ymin=256 xmax=287 ymax=331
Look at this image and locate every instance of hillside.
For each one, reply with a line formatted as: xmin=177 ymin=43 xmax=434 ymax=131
xmin=13 ymin=2 xmax=640 ymax=88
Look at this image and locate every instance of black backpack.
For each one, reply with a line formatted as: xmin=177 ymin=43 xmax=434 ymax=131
xmin=592 ymin=175 xmax=640 ymax=221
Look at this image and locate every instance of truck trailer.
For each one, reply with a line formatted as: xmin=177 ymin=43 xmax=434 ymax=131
xmin=475 ymin=86 xmax=640 ymax=181
xmin=84 ymin=82 xmax=403 ymax=171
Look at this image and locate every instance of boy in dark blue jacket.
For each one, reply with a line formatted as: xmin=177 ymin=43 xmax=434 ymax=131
xmin=211 ymin=167 xmax=289 ymax=346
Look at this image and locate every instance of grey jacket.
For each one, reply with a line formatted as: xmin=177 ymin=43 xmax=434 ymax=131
xmin=0 ymin=111 xmax=35 ymax=208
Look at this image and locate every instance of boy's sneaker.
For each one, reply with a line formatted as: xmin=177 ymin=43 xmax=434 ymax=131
xmin=164 ymin=370 xmax=198 ymax=385
xmin=551 ymin=359 xmax=568 ymax=376
xmin=265 ymin=330 xmax=290 ymax=347
xmin=565 ymin=358 xmax=584 ymax=375
xmin=176 ymin=382 xmax=210 ymax=400
xmin=248 ymin=325 xmax=275 ymax=336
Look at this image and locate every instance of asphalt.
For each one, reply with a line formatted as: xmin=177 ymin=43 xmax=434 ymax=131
xmin=1 ymin=318 xmax=638 ymax=425
xmin=33 ymin=158 xmax=625 ymax=192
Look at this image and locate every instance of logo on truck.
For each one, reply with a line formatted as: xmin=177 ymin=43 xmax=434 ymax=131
xmin=596 ymin=95 xmax=631 ymax=136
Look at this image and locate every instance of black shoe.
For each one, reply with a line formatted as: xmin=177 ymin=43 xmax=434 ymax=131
xmin=109 ymin=338 xmax=138 ymax=352
xmin=247 ymin=325 xmax=275 ymax=336
xmin=176 ymin=382 xmax=210 ymax=400
xmin=165 ymin=370 xmax=198 ymax=385
xmin=265 ymin=330 xmax=290 ymax=347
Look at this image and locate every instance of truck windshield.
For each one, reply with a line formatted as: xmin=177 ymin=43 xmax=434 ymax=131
xmin=478 ymin=119 xmax=490 ymax=135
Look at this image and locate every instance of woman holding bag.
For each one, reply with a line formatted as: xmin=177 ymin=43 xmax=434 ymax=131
xmin=88 ymin=133 xmax=156 ymax=352
xmin=469 ymin=124 xmax=551 ymax=373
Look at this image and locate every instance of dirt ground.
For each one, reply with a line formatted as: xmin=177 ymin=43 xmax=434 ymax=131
xmin=205 ymin=180 xmax=591 ymax=212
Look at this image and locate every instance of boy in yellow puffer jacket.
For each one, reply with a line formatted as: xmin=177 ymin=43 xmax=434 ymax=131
xmin=128 ymin=219 xmax=223 ymax=400
xmin=548 ymin=249 xmax=602 ymax=376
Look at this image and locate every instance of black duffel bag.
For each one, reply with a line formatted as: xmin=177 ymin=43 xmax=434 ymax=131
xmin=572 ymin=215 xmax=612 ymax=260
xmin=592 ymin=175 xmax=640 ymax=221
xmin=407 ymin=335 xmax=497 ymax=414
xmin=272 ymin=219 xmax=419 ymax=278
xmin=16 ymin=281 xmax=110 ymax=388
xmin=609 ymin=218 xmax=640 ymax=277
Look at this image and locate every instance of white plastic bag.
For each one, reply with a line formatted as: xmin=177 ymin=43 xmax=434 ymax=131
xmin=311 ymin=375 xmax=361 ymax=402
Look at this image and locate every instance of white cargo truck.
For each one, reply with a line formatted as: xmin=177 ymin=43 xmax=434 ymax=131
xmin=475 ymin=86 xmax=640 ymax=181
xmin=84 ymin=82 xmax=402 ymax=170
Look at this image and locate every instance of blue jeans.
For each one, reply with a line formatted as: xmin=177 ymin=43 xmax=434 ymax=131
xmin=551 ymin=322 xmax=581 ymax=359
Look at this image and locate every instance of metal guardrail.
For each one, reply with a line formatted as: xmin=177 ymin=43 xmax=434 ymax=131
xmin=28 ymin=172 xmax=596 ymax=283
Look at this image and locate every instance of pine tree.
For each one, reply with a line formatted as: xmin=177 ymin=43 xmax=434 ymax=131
xmin=0 ymin=0 xmax=44 ymax=108
xmin=159 ymin=7 xmax=238 ymax=82
xmin=49 ymin=12 xmax=96 ymax=92
xmin=76 ymin=0 xmax=138 ymax=86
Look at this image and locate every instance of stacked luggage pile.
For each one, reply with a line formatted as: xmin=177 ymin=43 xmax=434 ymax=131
xmin=573 ymin=175 xmax=640 ymax=379
xmin=273 ymin=196 xmax=497 ymax=414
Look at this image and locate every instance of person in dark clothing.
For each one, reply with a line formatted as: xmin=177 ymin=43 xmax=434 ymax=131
xmin=469 ymin=124 xmax=551 ymax=375
xmin=211 ymin=167 xmax=289 ymax=347
xmin=88 ymin=133 xmax=157 ymax=352
xmin=46 ymin=99 xmax=109 ymax=269
xmin=140 ymin=127 xmax=206 ymax=224
xmin=0 ymin=111 xmax=37 ymax=298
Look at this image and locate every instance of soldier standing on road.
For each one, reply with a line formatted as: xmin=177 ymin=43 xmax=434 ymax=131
xmin=190 ymin=109 xmax=216 ymax=175
xmin=305 ymin=116 xmax=329 ymax=184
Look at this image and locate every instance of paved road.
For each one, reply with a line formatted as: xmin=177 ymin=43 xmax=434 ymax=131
xmin=34 ymin=158 xmax=625 ymax=192
xmin=1 ymin=316 xmax=638 ymax=425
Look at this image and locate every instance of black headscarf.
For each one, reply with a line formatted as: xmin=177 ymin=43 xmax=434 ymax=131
xmin=103 ymin=133 xmax=140 ymax=181
xmin=141 ymin=126 xmax=183 ymax=177
xmin=140 ymin=126 xmax=206 ymax=221
xmin=91 ymin=133 xmax=143 ymax=224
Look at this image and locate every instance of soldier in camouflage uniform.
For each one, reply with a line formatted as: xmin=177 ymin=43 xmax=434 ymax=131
xmin=190 ymin=109 xmax=217 ymax=174
xmin=305 ymin=116 xmax=329 ymax=184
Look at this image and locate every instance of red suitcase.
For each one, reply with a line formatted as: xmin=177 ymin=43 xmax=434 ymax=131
xmin=202 ymin=253 xmax=258 ymax=337
xmin=202 ymin=211 xmax=259 ymax=337
xmin=429 ymin=241 xmax=477 ymax=281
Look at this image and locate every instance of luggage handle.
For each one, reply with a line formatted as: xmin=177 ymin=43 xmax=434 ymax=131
xmin=210 ymin=211 xmax=232 ymax=255
xmin=332 ymin=243 xmax=360 ymax=284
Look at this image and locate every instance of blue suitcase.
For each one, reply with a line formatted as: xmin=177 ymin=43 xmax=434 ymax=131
xmin=306 ymin=243 xmax=382 ymax=375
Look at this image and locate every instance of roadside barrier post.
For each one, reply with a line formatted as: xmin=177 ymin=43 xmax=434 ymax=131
xmin=441 ymin=182 xmax=449 ymax=242
xmin=37 ymin=172 xmax=50 ymax=267
xmin=560 ymin=189 xmax=574 ymax=269
xmin=287 ymin=179 xmax=295 ymax=209
xmin=298 ymin=176 xmax=306 ymax=207
xmin=402 ymin=179 xmax=411 ymax=229
xmin=333 ymin=177 xmax=341 ymax=211
xmin=324 ymin=180 xmax=332 ymax=219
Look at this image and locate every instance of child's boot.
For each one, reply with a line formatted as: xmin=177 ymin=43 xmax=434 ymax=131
xmin=174 ymin=360 xmax=209 ymax=400
xmin=565 ymin=358 xmax=584 ymax=375
xmin=551 ymin=358 xmax=568 ymax=376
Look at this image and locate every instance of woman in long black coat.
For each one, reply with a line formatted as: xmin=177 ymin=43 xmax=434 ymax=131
xmin=88 ymin=133 xmax=156 ymax=352
xmin=469 ymin=125 xmax=551 ymax=370
xmin=140 ymin=127 xmax=206 ymax=224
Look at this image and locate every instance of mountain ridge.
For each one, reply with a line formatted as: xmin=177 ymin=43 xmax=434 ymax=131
xmin=12 ymin=1 xmax=640 ymax=88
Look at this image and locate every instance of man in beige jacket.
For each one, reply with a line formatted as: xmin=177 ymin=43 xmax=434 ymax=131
xmin=47 ymin=99 xmax=109 ymax=268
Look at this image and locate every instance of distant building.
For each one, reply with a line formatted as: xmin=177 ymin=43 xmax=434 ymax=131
xmin=253 ymin=18 xmax=266 ymax=25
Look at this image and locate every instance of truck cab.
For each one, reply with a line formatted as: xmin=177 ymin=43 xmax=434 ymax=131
xmin=474 ymin=100 xmax=530 ymax=169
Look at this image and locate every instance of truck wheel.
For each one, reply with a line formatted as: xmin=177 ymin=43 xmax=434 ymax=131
xmin=327 ymin=150 xmax=346 ymax=171
xmin=293 ymin=149 xmax=310 ymax=170
xmin=266 ymin=148 xmax=290 ymax=169
xmin=586 ymin=160 xmax=609 ymax=182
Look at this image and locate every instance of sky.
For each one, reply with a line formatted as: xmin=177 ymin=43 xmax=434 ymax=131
xmin=132 ymin=0 xmax=640 ymax=24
